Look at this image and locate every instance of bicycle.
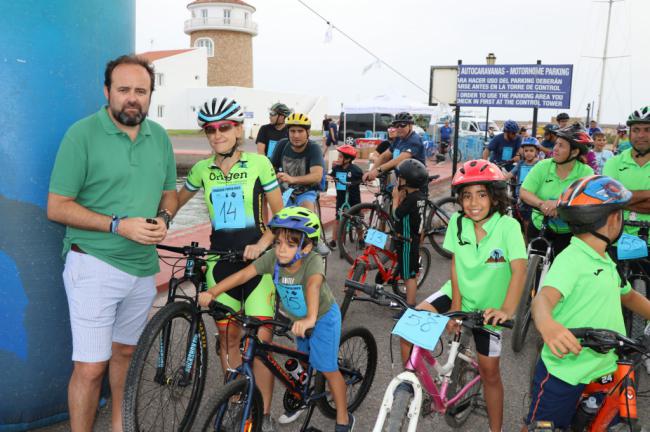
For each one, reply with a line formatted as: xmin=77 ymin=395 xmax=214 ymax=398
xmin=339 ymin=216 xmax=431 ymax=320
xmin=123 ymin=243 xmax=243 ymax=432
xmin=341 ymin=280 xmax=514 ymax=431
xmin=193 ymin=301 xmax=378 ymax=432
xmin=528 ymin=327 xmax=650 ymax=432
xmin=617 ymin=220 xmax=650 ymax=343
xmin=327 ymin=176 xmax=363 ymax=249
xmin=511 ymin=217 xmax=552 ymax=353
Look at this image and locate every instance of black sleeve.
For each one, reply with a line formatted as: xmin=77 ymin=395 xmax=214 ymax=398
xmin=308 ymin=143 xmax=325 ymax=168
xmin=376 ymin=140 xmax=390 ymax=154
xmin=255 ymin=125 xmax=267 ymax=144
xmin=394 ymin=193 xmax=417 ymax=220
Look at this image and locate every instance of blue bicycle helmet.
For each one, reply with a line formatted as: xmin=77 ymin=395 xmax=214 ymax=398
xmin=521 ymin=137 xmax=539 ymax=148
xmin=503 ymin=120 xmax=519 ymax=133
xmin=544 ymin=123 xmax=560 ymax=135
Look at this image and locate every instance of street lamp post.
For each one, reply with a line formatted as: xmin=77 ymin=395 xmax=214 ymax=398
xmin=485 ymin=53 xmax=496 ymax=143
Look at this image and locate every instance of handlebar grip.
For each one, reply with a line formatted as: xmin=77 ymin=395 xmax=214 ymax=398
xmin=624 ymin=220 xmax=650 ymax=228
xmin=496 ymin=319 xmax=514 ymax=329
xmin=569 ymin=328 xmax=593 ymax=339
xmin=156 ymin=243 xmax=185 ymax=254
xmin=305 ymin=328 xmax=314 ymax=338
xmin=344 ymin=279 xmax=375 ymax=296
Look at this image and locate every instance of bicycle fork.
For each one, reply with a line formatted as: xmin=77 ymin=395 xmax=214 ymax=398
xmin=372 ymin=371 xmax=423 ymax=432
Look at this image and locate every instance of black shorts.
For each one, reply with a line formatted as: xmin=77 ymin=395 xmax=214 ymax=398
xmin=396 ymin=240 xmax=420 ymax=280
xmin=423 ymin=291 xmax=502 ymax=357
xmin=335 ymin=194 xmax=361 ymax=220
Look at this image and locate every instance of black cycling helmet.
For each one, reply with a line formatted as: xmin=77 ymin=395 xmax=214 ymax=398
xmin=557 ymin=175 xmax=631 ymax=242
xmin=555 ymin=123 xmax=592 ymax=163
xmin=397 ymin=159 xmax=428 ymax=188
xmin=270 ymin=102 xmax=292 ymax=117
xmin=556 ymin=112 xmax=570 ymax=121
xmin=392 ymin=112 xmax=414 ymax=125
xmin=544 ymin=123 xmax=560 ymax=135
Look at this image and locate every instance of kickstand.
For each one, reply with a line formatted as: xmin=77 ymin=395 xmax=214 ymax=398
xmin=299 ymin=403 xmax=321 ymax=432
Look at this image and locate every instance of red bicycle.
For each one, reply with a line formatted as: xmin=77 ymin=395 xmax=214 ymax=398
xmin=339 ymin=217 xmax=431 ymax=321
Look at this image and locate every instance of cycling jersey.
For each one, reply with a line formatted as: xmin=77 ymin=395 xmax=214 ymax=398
xmin=390 ymin=132 xmax=426 ymax=166
xmin=329 ymin=163 xmax=363 ymax=203
xmin=540 ymin=237 xmax=630 ymax=385
xmin=440 ymin=212 xmax=527 ymax=313
xmin=602 ymin=148 xmax=650 ymax=242
xmin=521 ymin=158 xmax=594 ymax=233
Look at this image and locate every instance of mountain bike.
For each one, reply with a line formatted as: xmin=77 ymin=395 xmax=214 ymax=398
xmin=529 ymin=327 xmax=650 ymax=432
xmin=512 ymin=218 xmax=552 ymax=353
xmin=342 ymin=280 xmax=513 ymax=431
xmin=193 ymin=301 xmax=378 ymax=432
xmin=123 ymin=243 xmax=243 ymax=432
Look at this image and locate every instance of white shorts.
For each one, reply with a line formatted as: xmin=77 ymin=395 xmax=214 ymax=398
xmin=63 ymin=250 xmax=156 ymax=362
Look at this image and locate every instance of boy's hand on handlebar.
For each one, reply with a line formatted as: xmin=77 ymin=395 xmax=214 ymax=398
xmin=292 ymin=318 xmax=316 ymax=338
xmin=483 ymin=308 xmax=509 ymax=326
xmin=198 ymin=291 xmax=215 ymax=308
xmin=243 ymin=243 xmax=264 ymax=260
xmin=539 ymin=319 xmax=582 ymax=358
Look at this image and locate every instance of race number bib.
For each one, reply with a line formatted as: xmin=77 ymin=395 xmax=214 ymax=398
xmin=393 ymin=149 xmax=401 ymax=159
xmin=501 ymin=146 xmax=513 ymax=161
xmin=276 ymin=283 xmax=307 ymax=317
xmin=210 ymin=184 xmax=246 ymax=230
xmin=617 ymin=233 xmax=649 ymax=260
xmin=365 ymin=228 xmax=388 ymax=250
xmin=335 ymin=171 xmax=348 ymax=191
xmin=392 ymin=309 xmax=449 ymax=351
xmin=267 ymin=140 xmax=278 ymax=158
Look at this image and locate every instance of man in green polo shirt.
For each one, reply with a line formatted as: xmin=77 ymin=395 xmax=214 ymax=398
xmin=47 ymin=55 xmax=177 ymax=432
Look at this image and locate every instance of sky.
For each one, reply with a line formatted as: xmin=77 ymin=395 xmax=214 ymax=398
xmin=136 ymin=0 xmax=650 ymax=125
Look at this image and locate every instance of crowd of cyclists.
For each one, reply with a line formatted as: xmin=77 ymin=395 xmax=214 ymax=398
xmin=153 ymin=92 xmax=650 ymax=431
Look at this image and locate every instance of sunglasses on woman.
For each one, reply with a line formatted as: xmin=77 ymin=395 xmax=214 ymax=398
xmin=394 ymin=123 xmax=409 ymax=128
xmin=204 ymin=121 xmax=237 ymax=134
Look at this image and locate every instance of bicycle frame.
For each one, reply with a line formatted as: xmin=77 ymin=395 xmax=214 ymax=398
xmin=348 ymin=244 xmax=398 ymax=283
xmin=373 ymin=331 xmax=480 ymax=432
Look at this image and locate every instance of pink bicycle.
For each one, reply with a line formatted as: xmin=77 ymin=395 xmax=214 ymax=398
xmin=344 ymin=280 xmax=513 ymax=431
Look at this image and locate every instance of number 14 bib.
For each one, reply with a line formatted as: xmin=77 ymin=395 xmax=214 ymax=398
xmin=210 ymin=184 xmax=246 ymax=230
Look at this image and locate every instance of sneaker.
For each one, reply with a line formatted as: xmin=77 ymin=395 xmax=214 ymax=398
xmin=328 ymin=239 xmax=337 ymax=249
xmin=316 ymin=241 xmax=331 ymax=257
xmin=261 ymin=414 xmax=277 ymax=432
xmin=277 ymin=407 xmax=306 ymax=425
xmin=334 ymin=413 xmax=355 ymax=432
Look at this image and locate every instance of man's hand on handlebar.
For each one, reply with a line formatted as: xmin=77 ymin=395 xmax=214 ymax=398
xmin=276 ymin=172 xmax=294 ymax=184
xmin=363 ymin=169 xmax=379 ymax=182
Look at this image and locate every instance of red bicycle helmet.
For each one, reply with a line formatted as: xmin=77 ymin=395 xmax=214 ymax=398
xmin=336 ymin=144 xmax=357 ymax=159
xmin=452 ymin=159 xmax=506 ymax=192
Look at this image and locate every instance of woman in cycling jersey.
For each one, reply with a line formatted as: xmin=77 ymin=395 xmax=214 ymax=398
xmin=177 ymin=97 xmax=283 ymax=429
xmin=519 ymin=123 xmax=594 ymax=255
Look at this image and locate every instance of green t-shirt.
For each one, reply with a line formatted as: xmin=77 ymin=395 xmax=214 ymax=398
xmin=49 ymin=107 xmax=177 ymax=276
xmin=521 ymin=158 xmax=594 ymax=233
xmin=540 ymin=237 xmax=631 ymax=385
xmin=602 ymin=149 xmax=650 ymax=243
xmin=185 ymin=152 xmax=279 ymax=250
xmin=253 ymin=250 xmax=335 ymax=322
xmin=440 ymin=212 xmax=527 ymax=313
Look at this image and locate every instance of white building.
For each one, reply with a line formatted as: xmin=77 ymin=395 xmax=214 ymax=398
xmin=139 ymin=0 xmax=328 ymax=134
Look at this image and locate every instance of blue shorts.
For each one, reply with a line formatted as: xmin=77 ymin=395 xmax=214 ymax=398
xmin=292 ymin=190 xmax=318 ymax=207
xmin=297 ymin=304 xmax=341 ymax=373
xmin=526 ymin=359 xmax=585 ymax=429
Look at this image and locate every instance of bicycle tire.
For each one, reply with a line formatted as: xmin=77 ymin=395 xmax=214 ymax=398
xmin=341 ymin=262 xmax=366 ymax=322
xmin=626 ymin=278 xmax=647 ymax=339
xmin=391 ymin=246 xmax=432 ymax=297
xmin=123 ymin=301 xmax=207 ymax=432
xmin=443 ymin=358 xmax=481 ymax=428
xmin=315 ymin=326 xmax=378 ymax=418
xmin=338 ymin=202 xmax=392 ymax=269
xmin=511 ymin=254 xmax=543 ymax=353
xmin=192 ymin=379 xmax=263 ymax=432
xmin=426 ymin=197 xmax=461 ymax=259
xmin=386 ymin=386 xmax=413 ymax=432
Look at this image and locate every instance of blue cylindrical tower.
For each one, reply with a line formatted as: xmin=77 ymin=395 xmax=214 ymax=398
xmin=0 ymin=1 xmax=135 ymax=430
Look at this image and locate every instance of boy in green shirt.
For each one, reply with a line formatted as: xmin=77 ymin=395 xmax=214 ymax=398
xmin=198 ymin=207 xmax=354 ymax=432
xmin=524 ymin=175 xmax=650 ymax=430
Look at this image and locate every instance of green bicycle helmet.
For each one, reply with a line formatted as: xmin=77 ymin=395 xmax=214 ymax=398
xmin=269 ymin=206 xmax=321 ymax=240
xmin=270 ymin=102 xmax=292 ymax=117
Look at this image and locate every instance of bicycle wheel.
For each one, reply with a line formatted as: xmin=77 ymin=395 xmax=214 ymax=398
xmin=123 ymin=301 xmax=207 ymax=432
xmin=625 ymin=278 xmax=647 ymax=339
xmin=340 ymin=262 xmax=366 ymax=321
xmin=511 ymin=254 xmax=542 ymax=353
xmin=338 ymin=202 xmax=391 ymax=269
xmin=386 ymin=384 xmax=414 ymax=432
xmin=425 ymin=197 xmax=461 ymax=259
xmin=315 ymin=326 xmax=378 ymax=418
xmin=444 ymin=359 xmax=481 ymax=428
xmin=391 ymin=246 xmax=432 ymax=297
xmin=192 ymin=379 xmax=263 ymax=432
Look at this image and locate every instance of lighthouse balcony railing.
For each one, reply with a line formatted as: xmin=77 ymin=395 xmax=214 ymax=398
xmin=184 ymin=17 xmax=258 ymax=35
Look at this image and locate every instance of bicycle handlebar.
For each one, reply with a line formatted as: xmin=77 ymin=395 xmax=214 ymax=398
xmin=569 ymin=327 xmax=649 ymax=355
xmin=624 ymin=220 xmax=650 ymax=229
xmin=343 ymin=279 xmax=514 ymax=330
xmin=156 ymin=244 xmax=243 ymax=262
xmin=207 ymin=300 xmax=313 ymax=338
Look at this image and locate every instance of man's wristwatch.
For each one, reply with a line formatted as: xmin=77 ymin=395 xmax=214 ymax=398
xmin=157 ymin=209 xmax=172 ymax=229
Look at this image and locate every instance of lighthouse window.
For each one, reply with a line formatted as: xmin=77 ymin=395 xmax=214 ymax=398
xmin=194 ymin=38 xmax=214 ymax=57
xmin=224 ymin=9 xmax=231 ymax=24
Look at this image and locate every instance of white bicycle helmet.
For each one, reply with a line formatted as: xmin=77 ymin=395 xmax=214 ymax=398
xmin=197 ymin=97 xmax=245 ymax=128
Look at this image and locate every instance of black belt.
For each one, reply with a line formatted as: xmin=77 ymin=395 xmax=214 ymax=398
xmin=71 ymin=244 xmax=86 ymax=254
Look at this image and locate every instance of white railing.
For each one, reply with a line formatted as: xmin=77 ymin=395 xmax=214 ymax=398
xmin=184 ymin=17 xmax=258 ymax=34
